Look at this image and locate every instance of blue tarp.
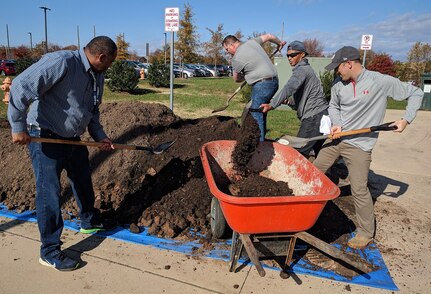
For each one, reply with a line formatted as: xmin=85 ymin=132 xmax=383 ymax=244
xmin=0 ymin=205 xmax=398 ymax=291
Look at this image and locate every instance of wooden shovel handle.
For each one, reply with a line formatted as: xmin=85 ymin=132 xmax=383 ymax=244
xmin=328 ymin=122 xmax=397 ymax=139
xmin=31 ymin=137 xmax=141 ymax=150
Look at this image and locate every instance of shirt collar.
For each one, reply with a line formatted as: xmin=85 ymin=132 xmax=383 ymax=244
xmin=293 ymin=58 xmax=308 ymax=70
xmin=356 ymin=67 xmax=366 ymax=82
xmin=79 ymin=49 xmax=92 ymax=73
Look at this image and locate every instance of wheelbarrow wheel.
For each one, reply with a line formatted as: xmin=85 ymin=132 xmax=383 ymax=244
xmin=210 ymin=198 xmax=229 ymax=239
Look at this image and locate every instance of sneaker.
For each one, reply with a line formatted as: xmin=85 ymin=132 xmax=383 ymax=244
xmin=79 ymin=219 xmax=117 ymax=234
xmin=347 ymin=233 xmax=373 ymax=250
xmin=39 ymin=250 xmax=79 ymax=271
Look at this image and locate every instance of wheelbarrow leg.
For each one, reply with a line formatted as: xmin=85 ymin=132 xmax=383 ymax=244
xmin=241 ymin=234 xmax=266 ymax=277
xmin=229 ymin=231 xmax=243 ymax=272
xmin=280 ymin=235 xmax=297 ymax=278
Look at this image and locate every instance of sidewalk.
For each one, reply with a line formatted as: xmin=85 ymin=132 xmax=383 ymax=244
xmin=1 ymin=109 xmax=430 ymax=294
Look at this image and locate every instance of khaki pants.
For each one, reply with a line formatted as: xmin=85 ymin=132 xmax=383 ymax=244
xmin=313 ymin=140 xmax=374 ymax=238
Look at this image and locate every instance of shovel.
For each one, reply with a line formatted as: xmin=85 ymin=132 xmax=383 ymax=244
xmin=277 ymin=122 xmax=397 ymax=149
xmin=239 ymin=103 xmax=263 ymax=126
xmin=31 ymin=137 xmax=176 ymax=154
xmin=212 ymin=49 xmax=280 ymax=114
xmin=212 ymin=81 xmax=247 ymax=113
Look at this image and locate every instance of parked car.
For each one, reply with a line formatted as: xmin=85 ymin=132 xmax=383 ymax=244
xmin=173 ymin=65 xmax=194 ymax=78
xmin=215 ymin=64 xmax=231 ymax=77
xmin=199 ymin=64 xmax=219 ymax=77
xmin=124 ymin=60 xmax=143 ymax=76
xmin=0 ymin=60 xmax=16 ymax=76
xmin=191 ymin=64 xmax=212 ymax=77
xmin=135 ymin=62 xmax=151 ymax=75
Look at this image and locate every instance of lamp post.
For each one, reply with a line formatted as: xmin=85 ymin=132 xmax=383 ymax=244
xmin=164 ymin=33 xmax=167 ymax=65
xmin=39 ymin=6 xmax=51 ymax=53
xmin=28 ymin=32 xmax=33 ymax=51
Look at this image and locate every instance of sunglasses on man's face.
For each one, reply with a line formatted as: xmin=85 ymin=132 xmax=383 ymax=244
xmin=286 ymin=52 xmax=302 ymax=58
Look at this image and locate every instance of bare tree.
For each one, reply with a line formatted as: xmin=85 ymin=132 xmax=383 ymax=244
xmin=302 ymin=38 xmax=324 ymax=57
xmin=204 ymin=24 xmax=225 ymax=67
xmin=251 ymin=31 xmax=277 ymax=57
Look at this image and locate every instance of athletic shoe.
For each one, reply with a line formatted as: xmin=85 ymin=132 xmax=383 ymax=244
xmin=39 ymin=250 xmax=79 ymax=271
xmin=79 ymin=219 xmax=117 ymax=234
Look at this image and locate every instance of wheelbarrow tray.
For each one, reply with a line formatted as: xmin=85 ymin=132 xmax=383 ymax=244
xmin=199 ymin=140 xmax=340 ymax=234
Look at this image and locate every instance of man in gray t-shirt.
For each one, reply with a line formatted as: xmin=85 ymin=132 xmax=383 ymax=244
xmin=223 ymin=34 xmax=285 ymax=141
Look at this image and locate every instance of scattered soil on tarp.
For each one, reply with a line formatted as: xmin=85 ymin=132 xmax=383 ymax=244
xmin=0 ymin=101 xmax=369 ymax=278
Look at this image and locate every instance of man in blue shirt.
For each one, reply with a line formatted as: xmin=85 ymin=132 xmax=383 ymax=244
xmin=8 ymin=36 xmax=117 ymax=271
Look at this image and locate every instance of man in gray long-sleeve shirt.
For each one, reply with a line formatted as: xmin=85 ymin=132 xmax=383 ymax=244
xmin=313 ymin=46 xmax=424 ymax=249
xmin=260 ymin=41 xmax=328 ymax=156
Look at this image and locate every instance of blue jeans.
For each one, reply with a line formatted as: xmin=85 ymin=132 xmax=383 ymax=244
xmin=28 ymin=127 xmax=100 ymax=257
xmin=251 ymin=79 xmax=279 ymax=141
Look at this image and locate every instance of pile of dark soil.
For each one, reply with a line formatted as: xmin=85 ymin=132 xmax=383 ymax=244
xmin=1 ymin=102 xmax=294 ymax=239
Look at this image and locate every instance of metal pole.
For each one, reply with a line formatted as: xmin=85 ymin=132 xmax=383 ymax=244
xmin=28 ymin=32 xmax=33 ymax=51
xmin=164 ymin=33 xmax=167 ymax=65
xmin=6 ymin=24 xmax=11 ymax=59
xmin=169 ymin=32 xmax=174 ymax=111
xmin=77 ymin=25 xmax=80 ymax=49
xmin=362 ymin=50 xmax=367 ymax=68
xmin=39 ymin=6 xmax=51 ymax=53
xmin=93 ymin=25 xmax=96 ymax=38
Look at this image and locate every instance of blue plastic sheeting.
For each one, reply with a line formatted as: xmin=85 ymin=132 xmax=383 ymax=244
xmin=0 ymin=205 xmax=398 ymax=291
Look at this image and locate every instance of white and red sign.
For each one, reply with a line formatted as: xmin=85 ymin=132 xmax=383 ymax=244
xmin=165 ymin=7 xmax=179 ymax=32
xmin=360 ymin=34 xmax=373 ymax=50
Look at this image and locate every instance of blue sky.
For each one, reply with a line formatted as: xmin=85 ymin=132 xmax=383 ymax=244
xmin=1 ymin=0 xmax=430 ymax=61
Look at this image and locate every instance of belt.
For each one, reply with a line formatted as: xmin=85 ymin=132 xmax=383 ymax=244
xmin=252 ymin=76 xmax=278 ymax=86
xmin=27 ymin=124 xmax=41 ymax=132
xmin=27 ymin=124 xmax=80 ymax=140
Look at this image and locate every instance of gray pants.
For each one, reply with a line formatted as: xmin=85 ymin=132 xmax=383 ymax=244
xmin=313 ymin=140 xmax=374 ymax=238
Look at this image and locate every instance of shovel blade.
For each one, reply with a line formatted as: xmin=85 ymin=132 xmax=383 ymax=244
xmin=212 ymin=105 xmax=228 ymax=113
xmin=276 ymin=135 xmax=310 ymax=149
xmin=152 ymin=139 xmax=177 ymax=154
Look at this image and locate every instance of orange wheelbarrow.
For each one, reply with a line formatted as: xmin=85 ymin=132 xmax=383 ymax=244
xmin=199 ymin=140 xmax=373 ymax=277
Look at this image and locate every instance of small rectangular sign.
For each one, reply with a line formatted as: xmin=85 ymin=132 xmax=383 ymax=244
xmin=360 ymin=34 xmax=373 ymax=50
xmin=165 ymin=7 xmax=179 ymax=32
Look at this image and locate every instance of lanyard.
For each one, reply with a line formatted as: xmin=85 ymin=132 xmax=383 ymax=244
xmin=89 ymin=70 xmax=100 ymax=113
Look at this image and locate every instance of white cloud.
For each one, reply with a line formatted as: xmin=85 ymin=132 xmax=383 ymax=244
xmin=291 ymin=12 xmax=431 ymax=61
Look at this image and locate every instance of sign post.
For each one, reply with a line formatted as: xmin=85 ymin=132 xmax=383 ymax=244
xmin=360 ymin=34 xmax=373 ymax=67
xmin=165 ymin=7 xmax=179 ymax=111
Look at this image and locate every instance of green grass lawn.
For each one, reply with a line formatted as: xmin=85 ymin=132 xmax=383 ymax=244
xmin=0 ymin=76 xmax=414 ymax=139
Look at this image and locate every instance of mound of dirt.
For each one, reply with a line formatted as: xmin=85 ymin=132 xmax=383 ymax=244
xmin=1 ymin=101 xmax=376 ymax=278
xmin=1 ymin=102 xmax=294 ymax=239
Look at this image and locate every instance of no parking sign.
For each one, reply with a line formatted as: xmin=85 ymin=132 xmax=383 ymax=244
xmin=360 ymin=34 xmax=373 ymax=50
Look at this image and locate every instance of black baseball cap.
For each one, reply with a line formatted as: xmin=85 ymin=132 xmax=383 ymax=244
xmin=325 ymin=46 xmax=360 ymax=71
